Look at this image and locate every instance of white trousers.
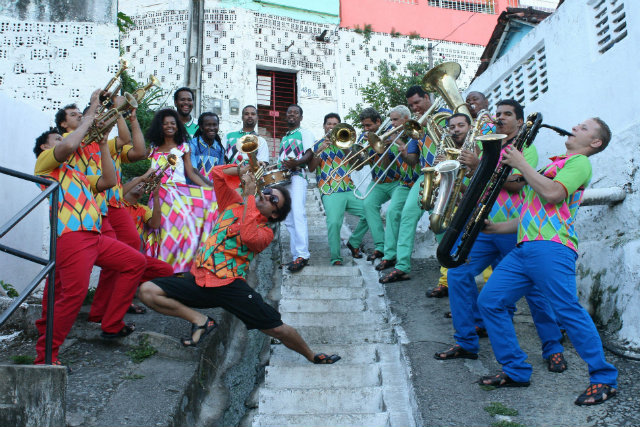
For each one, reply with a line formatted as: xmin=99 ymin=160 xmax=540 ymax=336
xmin=283 ymin=174 xmax=310 ymax=260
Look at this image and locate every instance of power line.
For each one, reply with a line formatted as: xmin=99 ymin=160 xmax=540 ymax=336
xmin=432 ymin=12 xmax=479 ymax=48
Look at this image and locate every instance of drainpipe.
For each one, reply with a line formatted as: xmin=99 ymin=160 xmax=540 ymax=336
xmin=185 ymin=0 xmax=204 ymax=117
xmin=580 ymin=187 xmax=626 ymax=206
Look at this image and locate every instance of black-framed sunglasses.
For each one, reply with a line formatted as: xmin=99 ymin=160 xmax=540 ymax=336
xmin=262 ymin=188 xmax=280 ymax=210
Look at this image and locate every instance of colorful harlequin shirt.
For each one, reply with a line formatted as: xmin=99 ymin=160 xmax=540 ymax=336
xmin=487 ymin=142 xmax=539 ymax=223
xmin=124 ymin=201 xmax=153 ymax=240
xmin=518 ymin=154 xmax=591 ymax=252
xmin=193 ymin=165 xmax=274 ymax=287
xmin=222 ymin=131 xmax=270 ymax=165
xmin=313 ymin=137 xmax=354 ymax=194
xmin=104 ymin=139 xmax=133 ymax=208
xmin=406 ymin=133 xmax=437 ymax=169
xmin=359 ymin=125 xmax=401 ymax=184
xmin=188 ymin=136 xmax=225 ymax=182
xmin=277 ymin=127 xmax=315 ymax=178
xmin=35 ymin=148 xmax=102 ymax=237
xmin=387 ymin=144 xmax=421 ymax=188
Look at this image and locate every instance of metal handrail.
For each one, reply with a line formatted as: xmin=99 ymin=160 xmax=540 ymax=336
xmin=0 ymin=165 xmax=58 ymax=365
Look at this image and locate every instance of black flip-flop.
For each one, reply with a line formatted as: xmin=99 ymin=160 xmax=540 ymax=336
xmin=313 ymin=353 xmax=341 ymax=364
xmin=101 ymin=323 xmax=136 ymax=339
xmin=478 ymin=372 xmax=530 ymax=388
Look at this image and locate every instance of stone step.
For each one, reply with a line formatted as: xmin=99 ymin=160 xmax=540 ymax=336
xmin=258 ymin=387 xmax=384 ymax=415
xmin=268 ymin=344 xmax=381 ymax=366
xmin=281 ymin=311 xmax=388 ymax=327
xmin=283 ymin=275 xmax=363 ymax=288
xmin=294 ymin=324 xmax=395 ymax=344
xmin=264 ymin=365 xmax=381 ymax=388
xmin=286 ymin=265 xmax=362 ymax=277
xmin=280 ymin=286 xmax=365 ymax=300
xmin=253 ymin=413 xmax=390 ymax=427
xmin=279 ymin=299 xmax=365 ymax=313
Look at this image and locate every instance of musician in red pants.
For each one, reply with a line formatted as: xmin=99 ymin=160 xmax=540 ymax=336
xmin=33 ymin=90 xmax=145 ymax=365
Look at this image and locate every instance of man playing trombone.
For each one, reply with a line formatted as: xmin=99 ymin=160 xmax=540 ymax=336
xmin=308 ymin=113 xmax=368 ymax=266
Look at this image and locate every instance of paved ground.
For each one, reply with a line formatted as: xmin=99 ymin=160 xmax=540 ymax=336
xmin=379 ymin=257 xmax=640 ymax=427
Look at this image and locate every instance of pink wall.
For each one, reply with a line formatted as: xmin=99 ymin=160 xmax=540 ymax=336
xmin=339 ymin=0 xmax=509 ymax=46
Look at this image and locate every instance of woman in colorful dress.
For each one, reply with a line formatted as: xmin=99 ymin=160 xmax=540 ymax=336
xmin=145 ymin=109 xmax=218 ymax=272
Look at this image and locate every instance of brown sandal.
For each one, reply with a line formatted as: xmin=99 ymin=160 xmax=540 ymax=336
xmin=347 ymin=242 xmax=363 ymax=259
xmin=427 ymin=284 xmax=448 ymax=298
xmin=375 ymin=258 xmax=396 ymax=271
xmin=434 ymin=344 xmax=478 ymax=360
xmin=379 ymin=268 xmax=410 ymax=283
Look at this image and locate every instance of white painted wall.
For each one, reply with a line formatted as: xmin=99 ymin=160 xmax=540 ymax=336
xmin=468 ymin=0 xmax=640 ymax=349
xmin=0 ymin=9 xmax=119 ymax=293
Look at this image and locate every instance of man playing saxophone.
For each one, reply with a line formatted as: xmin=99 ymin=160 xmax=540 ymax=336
xmin=308 ymin=113 xmax=368 ymax=266
xmin=477 ymin=117 xmax=617 ymax=405
xmin=435 ymin=100 xmax=565 ymax=368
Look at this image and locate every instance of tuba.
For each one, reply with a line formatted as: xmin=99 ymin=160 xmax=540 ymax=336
xmin=144 ymin=154 xmax=177 ymax=193
xmin=436 ymin=113 xmax=545 ymax=268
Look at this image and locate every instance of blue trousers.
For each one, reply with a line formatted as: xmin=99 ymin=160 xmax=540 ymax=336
xmin=448 ymin=233 xmax=563 ymax=356
xmin=478 ymin=241 xmax=618 ymax=386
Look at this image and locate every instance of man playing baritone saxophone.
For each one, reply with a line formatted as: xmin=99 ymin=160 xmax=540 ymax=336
xmin=308 ymin=113 xmax=368 ymax=266
xmin=33 ymin=90 xmax=146 ymax=365
xmin=435 ymin=99 xmax=565 ymax=368
xmin=138 ymin=165 xmax=341 ymax=365
xmin=478 ymin=118 xmax=618 ymax=406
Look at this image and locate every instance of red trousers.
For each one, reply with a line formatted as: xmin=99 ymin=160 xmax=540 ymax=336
xmin=35 ymin=231 xmax=145 ymax=364
xmin=89 ymin=207 xmax=173 ymax=322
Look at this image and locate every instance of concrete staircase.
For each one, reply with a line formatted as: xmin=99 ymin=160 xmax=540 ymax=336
xmin=252 ymin=187 xmax=417 ymax=427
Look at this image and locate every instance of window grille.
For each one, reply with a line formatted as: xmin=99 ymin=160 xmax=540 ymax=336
xmin=428 ymin=0 xmax=496 ymax=14
xmin=590 ymin=0 xmax=627 ymax=54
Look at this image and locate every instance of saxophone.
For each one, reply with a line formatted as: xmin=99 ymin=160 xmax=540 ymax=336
xmin=428 ymin=111 xmax=496 ymax=233
xmin=436 ymin=113 xmax=544 ymax=268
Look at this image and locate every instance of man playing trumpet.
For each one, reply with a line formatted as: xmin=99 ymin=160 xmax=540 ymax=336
xmin=308 ymin=113 xmax=369 ymax=266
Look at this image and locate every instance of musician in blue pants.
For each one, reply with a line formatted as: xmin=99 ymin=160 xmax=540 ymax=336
xmin=435 ymin=100 xmax=564 ymax=368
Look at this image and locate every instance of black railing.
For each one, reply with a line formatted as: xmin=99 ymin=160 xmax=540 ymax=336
xmin=0 ymin=166 xmax=58 ymax=365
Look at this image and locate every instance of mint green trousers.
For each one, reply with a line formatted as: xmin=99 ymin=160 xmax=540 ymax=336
xmin=395 ymin=175 xmax=427 ymax=273
xmin=382 ymin=184 xmax=411 ymax=261
xmin=362 ymin=181 xmax=400 ymax=253
xmin=321 ymin=191 xmax=369 ymax=264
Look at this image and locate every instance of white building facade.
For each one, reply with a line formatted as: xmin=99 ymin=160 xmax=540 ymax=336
xmin=468 ymin=0 xmax=640 ymax=351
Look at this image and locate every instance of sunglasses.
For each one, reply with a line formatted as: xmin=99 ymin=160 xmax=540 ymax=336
xmin=262 ymin=188 xmax=280 ymax=211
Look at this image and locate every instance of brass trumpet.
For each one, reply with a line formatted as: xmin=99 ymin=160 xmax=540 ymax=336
xmin=97 ymin=59 xmax=128 ymax=115
xmin=237 ymin=134 xmax=265 ymax=195
xmin=82 ymin=92 xmax=138 ymax=146
xmin=144 ymin=154 xmax=177 ymax=193
xmin=133 ymin=75 xmax=160 ymax=104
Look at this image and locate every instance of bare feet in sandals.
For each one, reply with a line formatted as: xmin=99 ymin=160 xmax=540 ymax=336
xmin=182 ymin=316 xmax=217 ymax=347
xmin=313 ymin=353 xmax=341 ymax=364
xmin=478 ymin=372 xmax=530 ymax=388
xmin=575 ymin=384 xmax=617 ymax=406
xmin=434 ymin=344 xmax=478 ymax=360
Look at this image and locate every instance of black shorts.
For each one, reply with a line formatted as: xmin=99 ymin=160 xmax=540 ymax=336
xmin=151 ymin=273 xmax=283 ymax=330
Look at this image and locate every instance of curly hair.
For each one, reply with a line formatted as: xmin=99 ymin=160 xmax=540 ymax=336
xmin=146 ymin=108 xmax=189 ymax=147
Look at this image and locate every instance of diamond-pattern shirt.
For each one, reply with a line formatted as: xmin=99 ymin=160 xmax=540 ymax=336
xmin=277 ymin=127 xmax=315 ymax=178
xmin=35 ymin=148 xmax=102 ymax=237
xmin=518 ymin=154 xmax=591 ymax=252
xmin=189 ymin=136 xmax=225 ymax=182
xmin=313 ymin=137 xmax=354 ymax=194
xmin=65 ymin=136 xmax=109 ymax=215
xmin=104 ymin=139 xmax=133 ymax=208
xmin=487 ymin=143 xmax=539 ymax=223
xmin=193 ymin=165 xmax=274 ymax=287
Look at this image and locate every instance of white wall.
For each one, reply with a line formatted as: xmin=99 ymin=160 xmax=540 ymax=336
xmin=0 ymin=7 xmax=119 ymax=293
xmin=468 ymin=0 xmax=640 ymax=348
